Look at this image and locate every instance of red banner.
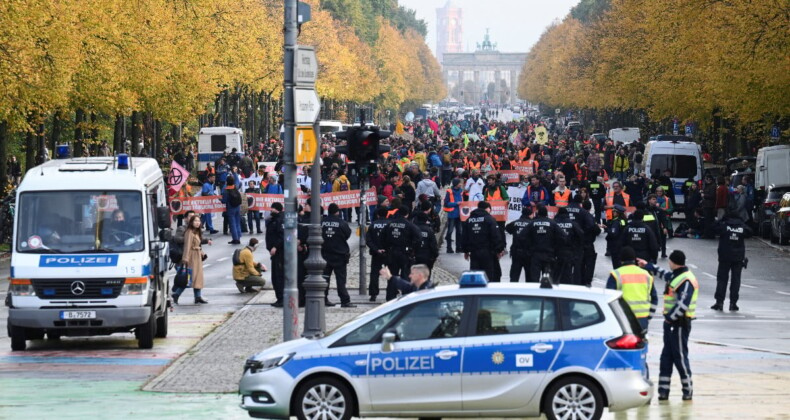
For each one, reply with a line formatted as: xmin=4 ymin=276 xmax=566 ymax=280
xmin=497 ymin=170 xmax=523 ymax=184
xmin=170 ymin=188 xmax=378 ymax=215
xmin=512 ymin=163 xmax=536 ymax=176
xmin=458 ymin=200 xmax=508 ymax=222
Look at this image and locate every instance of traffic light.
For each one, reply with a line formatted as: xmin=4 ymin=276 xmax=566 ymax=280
xmin=335 ymin=125 xmax=391 ymax=163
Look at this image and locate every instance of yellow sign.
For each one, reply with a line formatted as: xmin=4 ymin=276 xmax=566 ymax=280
xmin=296 ymin=126 xmax=318 ymax=164
xmin=535 ymin=126 xmax=548 ymax=145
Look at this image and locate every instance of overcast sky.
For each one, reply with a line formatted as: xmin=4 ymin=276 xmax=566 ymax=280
xmin=397 ymin=0 xmax=579 ymax=55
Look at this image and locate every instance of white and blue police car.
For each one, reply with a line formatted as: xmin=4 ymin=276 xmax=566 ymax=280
xmin=239 ymin=272 xmax=652 ymax=420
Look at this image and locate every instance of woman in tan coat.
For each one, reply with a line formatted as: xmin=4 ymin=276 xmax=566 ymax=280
xmin=173 ymin=215 xmax=211 ymax=304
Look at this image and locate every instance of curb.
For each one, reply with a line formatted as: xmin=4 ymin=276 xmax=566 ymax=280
xmin=757 ymin=237 xmax=790 ymax=254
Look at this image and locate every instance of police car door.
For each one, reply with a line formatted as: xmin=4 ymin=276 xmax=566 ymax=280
xmin=366 ymin=297 xmax=469 ymax=413
xmin=461 ymin=295 xmax=561 ymax=412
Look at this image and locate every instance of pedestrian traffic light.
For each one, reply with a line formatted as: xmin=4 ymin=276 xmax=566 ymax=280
xmin=335 ymin=125 xmax=391 ymax=163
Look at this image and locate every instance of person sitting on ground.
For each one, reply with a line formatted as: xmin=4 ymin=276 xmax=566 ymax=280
xmin=232 ymin=238 xmax=267 ymax=293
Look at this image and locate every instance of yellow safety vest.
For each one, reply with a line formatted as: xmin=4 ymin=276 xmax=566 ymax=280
xmin=663 ymin=271 xmax=699 ymax=318
xmin=611 ymin=265 xmax=654 ymax=319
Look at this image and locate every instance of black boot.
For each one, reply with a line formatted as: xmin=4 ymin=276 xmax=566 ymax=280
xmin=194 ymin=297 xmax=208 ymax=304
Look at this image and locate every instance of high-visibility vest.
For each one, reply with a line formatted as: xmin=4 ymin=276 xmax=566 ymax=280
xmin=611 ymin=265 xmax=654 ymax=319
xmin=485 ymin=186 xmax=503 ymax=201
xmin=386 ymin=208 xmax=398 ymax=218
xmin=443 ymin=189 xmax=457 ymax=212
xmin=605 ymin=190 xmax=631 ymax=220
xmin=469 ymin=161 xmax=480 ymax=170
xmin=664 ymin=271 xmax=699 ymax=318
xmin=658 ymin=196 xmax=672 ymax=212
xmin=554 ymin=189 xmax=571 ymax=207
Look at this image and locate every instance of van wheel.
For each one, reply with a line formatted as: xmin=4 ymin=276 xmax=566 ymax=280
xmin=137 ymin=309 xmax=156 ymax=349
xmin=294 ymin=377 xmax=354 ymax=420
xmin=155 ymin=306 xmax=168 ymax=338
xmin=9 ymin=325 xmax=27 ymax=351
xmin=543 ymin=376 xmax=603 ymax=420
xmin=27 ymin=329 xmax=45 ymax=340
xmin=47 ymin=331 xmax=61 ymax=340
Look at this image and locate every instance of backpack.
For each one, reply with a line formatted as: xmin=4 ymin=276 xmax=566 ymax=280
xmin=430 ymin=154 xmax=442 ymax=168
xmin=232 ymin=248 xmax=244 ymax=266
xmin=228 ymin=188 xmax=242 ymax=207
xmin=339 ymin=181 xmax=349 ymax=191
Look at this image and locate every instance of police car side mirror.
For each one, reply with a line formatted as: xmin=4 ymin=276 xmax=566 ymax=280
xmin=381 ymin=332 xmax=396 ymax=353
xmin=156 ymin=207 xmax=171 ymax=230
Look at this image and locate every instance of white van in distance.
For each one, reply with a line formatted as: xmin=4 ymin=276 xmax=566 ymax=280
xmin=609 ymin=127 xmax=641 ymax=144
xmin=644 ymin=136 xmax=704 ymax=210
xmin=6 ymin=152 xmax=172 ymax=350
xmin=197 ymin=127 xmax=244 ymax=171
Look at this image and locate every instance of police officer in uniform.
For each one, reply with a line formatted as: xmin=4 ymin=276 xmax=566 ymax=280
xmin=365 ymin=207 xmax=390 ymax=302
xmin=321 ymin=203 xmax=355 ymax=308
xmin=554 ymin=207 xmax=584 ymax=285
xmin=462 ymin=201 xmax=506 ymax=282
xmin=587 ymin=176 xmax=607 ymax=223
xmin=265 ymin=202 xmax=285 ymax=307
xmin=521 ymin=204 xmax=567 ymax=283
xmin=607 ymin=246 xmax=658 ymax=332
xmin=624 ymin=210 xmax=659 ymax=263
xmin=505 ymin=206 xmax=533 ymax=282
xmin=382 ymin=205 xmax=421 ymax=300
xmin=639 ymin=250 xmax=698 ymax=401
xmin=603 ymin=205 xmax=627 ymax=269
xmin=413 ymin=212 xmax=439 ymax=277
xmin=296 ymin=204 xmax=310 ymax=307
xmin=712 ymin=212 xmax=752 ymax=311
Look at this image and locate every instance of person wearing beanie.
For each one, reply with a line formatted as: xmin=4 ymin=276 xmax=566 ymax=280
xmin=265 ymin=201 xmax=285 ymax=307
xmin=638 ymin=249 xmax=699 ymax=401
xmin=606 ymin=246 xmax=657 ymax=333
xmin=442 ymin=177 xmax=465 ymax=253
xmin=505 ymin=206 xmax=533 ymax=282
xmin=321 ymin=203 xmax=355 ymax=307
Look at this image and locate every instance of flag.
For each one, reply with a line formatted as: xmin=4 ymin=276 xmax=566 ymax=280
xmin=427 ymin=119 xmax=439 ymax=133
xmin=487 ymin=127 xmax=498 ymax=138
xmin=395 ymin=120 xmax=405 ymax=135
xmin=509 ymin=129 xmax=520 ymax=144
xmin=167 ymin=160 xmax=189 ymax=196
xmin=463 ymin=133 xmax=469 ymax=148
xmin=450 ymin=124 xmax=461 ymax=137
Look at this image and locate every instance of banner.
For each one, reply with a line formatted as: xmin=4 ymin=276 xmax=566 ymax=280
xmin=513 ymin=162 xmax=536 ymax=176
xmin=458 ymin=200 xmax=508 ymax=222
xmin=169 ymin=188 xmax=378 ymax=215
xmin=497 ymin=170 xmax=523 ymax=184
xmin=506 ymin=186 xmax=527 ymax=220
xmin=169 ymin=195 xmax=225 ymax=215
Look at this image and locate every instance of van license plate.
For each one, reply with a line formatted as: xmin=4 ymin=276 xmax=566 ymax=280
xmin=60 ymin=311 xmax=96 ymax=320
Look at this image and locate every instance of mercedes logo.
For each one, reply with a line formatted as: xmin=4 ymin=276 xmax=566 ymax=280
xmin=70 ymin=281 xmax=86 ymax=295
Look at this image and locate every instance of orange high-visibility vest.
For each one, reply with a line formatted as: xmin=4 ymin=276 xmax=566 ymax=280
xmin=486 ymin=186 xmax=503 ymax=201
xmin=554 ymin=189 xmax=571 ymax=207
xmin=605 ymin=190 xmax=631 ymax=220
xmin=443 ymin=189 xmax=456 ymax=212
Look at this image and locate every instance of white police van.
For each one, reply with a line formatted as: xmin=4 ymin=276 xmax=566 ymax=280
xmin=644 ymin=135 xmax=704 ymax=210
xmin=198 ymin=126 xmax=245 ymax=171
xmin=6 ymin=150 xmax=172 ymax=350
xmin=239 ymin=273 xmax=652 ymax=420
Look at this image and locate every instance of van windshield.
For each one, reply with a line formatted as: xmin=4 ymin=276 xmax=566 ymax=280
xmin=16 ymin=191 xmax=144 ymax=254
xmin=650 ymin=154 xmax=698 ymax=179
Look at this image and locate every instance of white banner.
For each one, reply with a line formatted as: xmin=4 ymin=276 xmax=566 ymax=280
xmin=506 ymin=186 xmax=526 ymax=221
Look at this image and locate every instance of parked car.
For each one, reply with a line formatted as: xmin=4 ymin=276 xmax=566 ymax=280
xmin=770 ymin=192 xmax=790 ymax=245
xmin=757 ymin=185 xmax=790 ymax=239
xmin=565 ymin=121 xmax=584 ymax=137
xmin=239 ymin=273 xmax=652 ymax=420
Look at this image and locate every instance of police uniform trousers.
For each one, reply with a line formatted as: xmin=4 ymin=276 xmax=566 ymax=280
xmin=581 ymin=245 xmax=597 ymax=286
xmin=470 ymin=250 xmax=498 ymax=282
xmin=659 ymin=320 xmax=693 ymax=398
xmin=528 ymin=254 xmax=554 ymax=283
xmin=386 ymin=249 xmax=411 ymax=300
xmin=271 ymin=253 xmax=285 ymax=302
xmin=322 ymin=255 xmax=351 ymax=305
xmin=715 ymin=260 xmax=743 ymax=305
xmin=509 ymin=251 xmax=529 ymax=282
xmin=297 ymin=254 xmax=307 ymax=306
xmin=369 ymin=253 xmax=387 ymax=299
xmin=554 ymin=252 xmax=581 ymax=285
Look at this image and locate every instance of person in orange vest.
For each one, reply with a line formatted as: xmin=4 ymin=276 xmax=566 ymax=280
xmin=483 ymin=174 xmax=509 ymax=202
xmin=552 ymin=176 xmax=572 ymax=207
xmin=605 ymin=180 xmax=631 ymax=221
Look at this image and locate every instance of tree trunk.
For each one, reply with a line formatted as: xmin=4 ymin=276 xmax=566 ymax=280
xmin=114 ymin=114 xmax=123 ymax=153
xmin=37 ymin=119 xmax=46 ymax=164
xmin=0 ymin=121 xmax=8 ymax=189
xmin=50 ymin=110 xmax=62 ymax=153
xmin=131 ymin=111 xmax=141 ymax=156
xmin=74 ymin=108 xmax=85 ymax=157
xmin=25 ymin=127 xmax=36 ymax=172
xmin=155 ymin=119 xmax=163 ymax=161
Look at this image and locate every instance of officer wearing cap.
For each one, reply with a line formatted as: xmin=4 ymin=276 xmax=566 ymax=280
xmin=603 ymin=204 xmax=627 ymax=268
xmin=505 ymin=206 xmax=533 ymax=282
xmin=381 ymin=205 xmax=421 ymax=300
xmin=321 ymin=203 xmax=355 ymax=308
xmin=624 ymin=209 xmax=659 ymax=264
xmin=554 ymin=207 xmax=584 ymax=285
xmin=462 ymin=201 xmax=506 ymax=282
xmin=712 ymin=212 xmax=752 ymax=312
xmin=265 ymin=202 xmax=285 ymax=307
xmin=607 ymin=246 xmax=657 ymax=332
xmin=520 ymin=204 xmax=567 ymax=283
xmin=365 ymin=207 xmax=390 ymax=302
xmin=639 ymin=250 xmax=699 ymax=401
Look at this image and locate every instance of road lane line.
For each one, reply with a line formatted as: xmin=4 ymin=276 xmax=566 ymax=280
xmin=217 ymin=257 xmax=229 ymax=262
xmin=702 ymin=272 xmax=716 ymax=278
xmin=688 ymin=263 xmax=698 ymax=269
xmin=776 ymin=291 xmax=790 ymax=296
xmin=203 ymin=263 xmax=212 ymax=268
xmin=741 ymin=284 xmax=756 ymax=288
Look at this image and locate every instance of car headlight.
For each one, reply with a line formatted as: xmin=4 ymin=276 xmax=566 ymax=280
xmin=9 ymin=279 xmax=35 ymax=296
xmin=244 ymin=353 xmax=295 ymax=374
xmin=120 ymin=277 xmax=149 ymax=295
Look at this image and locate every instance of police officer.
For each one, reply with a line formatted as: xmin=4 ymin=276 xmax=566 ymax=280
xmin=712 ymin=212 xmax=752 ymax=311
xmin=624 ymin=210 xmax=659 ymax=264
xmin=413 ymin=212 xmax=439 ymax=277
xmin=265 ymin=202 xmax=285 ymax=307
xmin=505 ymin=206 xmax=532 ymax=282
xmin=639 ymin=250 xmax=698 ymax=401
xmin=607 ymin=246 xmax=657 ymax=332
xmin=382 ymin=205 xmax=421 ymax=300
xmin=586 ymin=176 xmax=607 ymax=223
xmin=579 ymin=200 xmax=601 ymax=287
xmin=296 ymin=203 xmax=310 ymax=307
xmin=365 ymin=207 xmax=390 ymax=302
xmin=521 ymin=204 xmax=567 ymax=283
xmin=554 ymin=207 xmax=584 ymax=285
xmin=603 ymin=204 xmax=627 ymax=268
xmin=462 ymin=201 xmax=506 ymax=282
xmin=321 ymin=203 xmax=355 ymax=308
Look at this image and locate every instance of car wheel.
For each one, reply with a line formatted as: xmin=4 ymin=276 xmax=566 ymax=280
xmin=137 ymin=309 xmax=156 ymax=349
xmin=543 ymin=376 xmax=603 ymax=420
xmin=781 ymin=223 xmax=789 ymax=245
xmin=27 ymin=329 xmax=45 ymax=340
xmin=771 ymin=226 xmax=779 ymax=243
xmin=9 ymin=325 xmax=27 ymax=351
xmin=47 ymin=331 xmax=61 ymax=340
xmin=761 ymin=221 xmax=771 ymax=239
xmin=155 ymin=306 xmax=168 ymax=338
xmin=294 ymin=377 xmax=354 ymax=420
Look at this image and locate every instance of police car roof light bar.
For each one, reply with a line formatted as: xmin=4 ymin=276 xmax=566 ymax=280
xmin=117 ymin=153 xmax=129 ymax=169
xmin=459 ymin=271 xmax=488 ymax=288
xmin=55 ymin=144 xmax=71 ymax=159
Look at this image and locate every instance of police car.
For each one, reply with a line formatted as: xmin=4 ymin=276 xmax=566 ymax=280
xmin=239 ymin=273 xmax=652 ymax=420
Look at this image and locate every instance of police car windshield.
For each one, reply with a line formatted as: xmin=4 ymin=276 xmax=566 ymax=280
xmin=15 ymin=190 xmax=144 ymax=254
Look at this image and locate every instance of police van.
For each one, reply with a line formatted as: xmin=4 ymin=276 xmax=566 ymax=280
xmin=198 ymin=126 xmax=244 ymax=171
xmin=6 ymin=150 xmax=172 ymax=350
xmin=239 ymin=273 xmax=652 ymax=420
xmin=644 ymin=136 xmax=704 ymax=211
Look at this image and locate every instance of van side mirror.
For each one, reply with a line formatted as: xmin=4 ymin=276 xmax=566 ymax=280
xmin=157 ymin=207 xmax=171 ymax=230
xmin=381 ymin=331 xmax=396 ymax=353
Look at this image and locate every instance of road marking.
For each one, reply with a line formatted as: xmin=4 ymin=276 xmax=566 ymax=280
xmin=688 ymin=263 xmax=698 ymax=269
xmin=0 ymin=356 xmax=171 ymax=366
xmin=217 ymin=257 xmax=229 ymax=262
xmin=203 ymin=263 xmax=212 ymax=268
xmin=702 ymin=272 xmax=716 ymax=278
xmin=741 ymin=284 xmax=756 ymax=289
xmin=776 ymin=291 xmax=790 ymax=296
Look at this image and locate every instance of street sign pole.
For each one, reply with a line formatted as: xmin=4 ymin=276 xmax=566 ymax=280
xmin=303 ymin=120 xmax=326 ymax=337
xmin=282 ymin=0 xmax=300 ymax=341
